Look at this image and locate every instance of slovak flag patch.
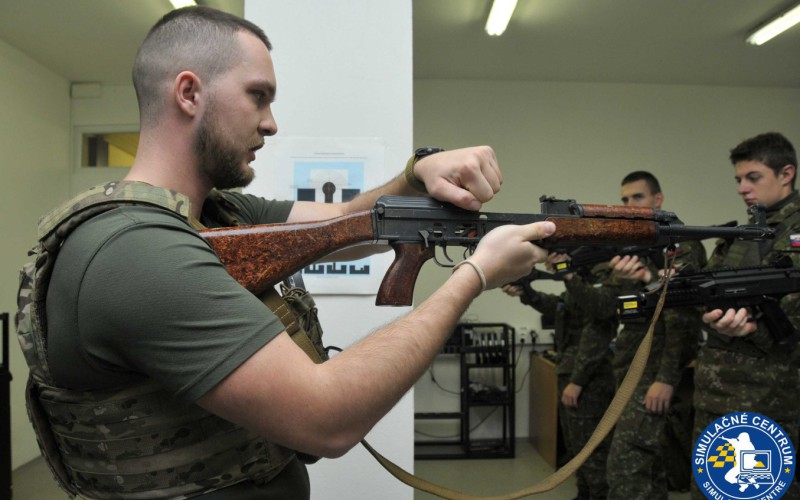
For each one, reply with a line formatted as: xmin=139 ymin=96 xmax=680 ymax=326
xmin=790 ymin=234 xmax=800 ymax=247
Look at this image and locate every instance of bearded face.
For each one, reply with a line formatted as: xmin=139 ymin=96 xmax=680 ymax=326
xmin=195 ymin=101 xmax=256 ymax=191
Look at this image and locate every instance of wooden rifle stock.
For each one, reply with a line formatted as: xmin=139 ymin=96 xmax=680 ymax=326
xmin=201 ymin=210 xmax=376 ymax=297
xmin=200 ymin=195 xmax=772 ymax=306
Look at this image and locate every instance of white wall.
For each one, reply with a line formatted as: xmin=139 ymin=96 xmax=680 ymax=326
xmin=245 ymin=2 xmax=415 ymax=500
xmin=0 ymin=38 xmax=71 ymax=468
xmin=69 ymin=85 xmax=138 ymax=195
xmin=412 ymin=79 xmax=800 ymax=440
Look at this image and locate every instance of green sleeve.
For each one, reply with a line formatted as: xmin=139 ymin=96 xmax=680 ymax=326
xmin=655 ymin=240 xmax=707 ymax=385
xmin=569 ymin=315 xmax=616 ymax=387
xmin=567 ymin=268 xmax=617 ymax=386
xmin=564 ymin=266 xmax=620 ymax=321
xmin=522 ymin=289 xmax=561 ymax=317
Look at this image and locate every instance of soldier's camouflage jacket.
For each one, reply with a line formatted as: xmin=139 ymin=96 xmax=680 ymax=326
xmin=596 ymin=240 xmax=707 ymax=386
xmin=695 ymin=190 xmax=800 ymax=419
xmin=522 ymin=264 xmax=618 ymax=386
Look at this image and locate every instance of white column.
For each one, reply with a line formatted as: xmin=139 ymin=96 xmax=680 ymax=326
xmin=245 ymin=2 xmax=414 ymax=499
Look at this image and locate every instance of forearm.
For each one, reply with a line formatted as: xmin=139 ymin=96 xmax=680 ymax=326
xmin=199 ymin=263 xmax=483 ymax=458
xmin=315 ymin=265 xmax=481 ymax=450
xmin=343 ymin=170 xmax=421 ymax=214
xmin=570 ymin=317 xmax=615 ymax=386
xmin=565 ymin=278 xmax=619 ymax=320
xmin=525 ymin=290 xmax=560 ymax=316
xmin=657 ymin=309 xmax=699 ymax=385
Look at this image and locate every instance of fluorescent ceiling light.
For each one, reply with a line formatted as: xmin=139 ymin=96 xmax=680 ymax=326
xmin=170 ymin=0 xmax=197 ymax=9
xmin=746 ymin=3 xmax=800 ymax=45
xmin=485 ymin=0 xmax=518 ymax=36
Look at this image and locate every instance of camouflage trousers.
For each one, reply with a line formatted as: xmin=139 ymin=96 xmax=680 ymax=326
xmin=606 ymin=377 xmax=669 ymax=500
xmin=690 ymin=408 xmax=800 ymax=500
xmin=558 ymin=372 xmax=615 ymax=500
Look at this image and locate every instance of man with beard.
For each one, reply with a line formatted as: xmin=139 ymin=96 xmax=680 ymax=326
xmin=691 ymin=132 xmax=800 ymax=500
xmin=16 ymin=7 xmax=554 ymax=500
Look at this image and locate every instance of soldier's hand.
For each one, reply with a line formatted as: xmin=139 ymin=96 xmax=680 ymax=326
xmin=561 ymin=383 xmax=583 ymax=409
xmin=644 ymin=381 xmax=673 ymax=414
xmin=470 ymin=221 xmax=555 ymax=290
xmin=703 ymin=307 xmax=757 ymax=337
xmin=610 ymin=255 xmax=653 ymax=283
xmin=501 ymin=284 xmax=523 ymax=297
xmin=413 ymin=145 xmax=502 ymax=211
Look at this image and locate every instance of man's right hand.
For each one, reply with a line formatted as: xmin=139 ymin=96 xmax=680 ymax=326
xmin=703 ymin=307 xmax=757 ymax=338
xmin=468 ymin=221 xmax=555 ymax=290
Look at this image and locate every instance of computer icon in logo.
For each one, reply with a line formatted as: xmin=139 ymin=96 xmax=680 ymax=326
xmin=738 ymin=450 xmax=774 ymax=485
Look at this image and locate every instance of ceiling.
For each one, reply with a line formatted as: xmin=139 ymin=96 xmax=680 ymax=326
xmin=1 ymin=0 xmax=799 ymax=88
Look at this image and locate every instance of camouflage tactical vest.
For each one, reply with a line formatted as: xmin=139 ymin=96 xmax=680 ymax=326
xmin=16 ymin=181 xmax=327 ymax=499
xmin=704 ymin=193 xmax=800 ymax=356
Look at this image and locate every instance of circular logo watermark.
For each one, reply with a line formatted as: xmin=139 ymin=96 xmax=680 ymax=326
xmin=694 ymin=412 xmax=796 ymax=499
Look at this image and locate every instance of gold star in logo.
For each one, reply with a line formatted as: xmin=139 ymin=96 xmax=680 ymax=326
xmin=786 ymin=467 xmax=792 ymax=474
xmin=697 ymin=468 xmax=704 ymax=474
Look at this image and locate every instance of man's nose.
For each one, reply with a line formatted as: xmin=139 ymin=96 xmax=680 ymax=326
xmin=259 ymin=110 xmax=277 ymax=136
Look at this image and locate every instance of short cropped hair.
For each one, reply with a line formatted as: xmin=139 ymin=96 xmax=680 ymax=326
xmin=621 ymin=170 xmax=661 ymax=195
xmin=132 ymin=6 xmax=271 ymax=125
xmin=729 ymin=132 xmax=797 ymax=188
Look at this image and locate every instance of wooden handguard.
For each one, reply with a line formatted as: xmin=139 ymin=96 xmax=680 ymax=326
xmin=543 ymin=218 xmax=658 ymax=247
xmin=578 ymin=204 xmax=657 ymax=219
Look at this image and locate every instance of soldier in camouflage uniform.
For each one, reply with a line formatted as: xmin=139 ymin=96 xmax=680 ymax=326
xmin=504 ymin=254 xmax=619 ymax=500
xmin=16 ymin=7 xmax=554 ymax=499
xmin=691 ymin=132 xmax=800 ymax=500
xmin=605 ymin=172 xmax=707 ymax=500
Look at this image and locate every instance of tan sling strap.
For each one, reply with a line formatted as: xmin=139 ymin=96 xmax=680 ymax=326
xmin=360 ymin=269 xmax=672 ymax=499
xmin=252 ymin=243 xmax=671 ymax=498
xmin=259 ymin=287 xmax=323 ymax=362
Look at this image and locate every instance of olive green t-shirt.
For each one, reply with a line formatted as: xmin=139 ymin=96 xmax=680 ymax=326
xmin=46 ymin=192 xmax=294 ymax=401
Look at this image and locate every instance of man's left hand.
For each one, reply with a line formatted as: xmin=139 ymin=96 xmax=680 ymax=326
xmin=561 ymin=383 xmax=583 ymax=409
xmin=610 ymin=255 xmax=653 ymax=283
xmin=643 ymin=381 xmax=673 ymax=414
xmin=414 ymin=145 xmax=502 ymax=211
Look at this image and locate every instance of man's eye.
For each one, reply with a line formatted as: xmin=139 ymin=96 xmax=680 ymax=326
xmin=252 ymin=91 xmax=266 ymax=103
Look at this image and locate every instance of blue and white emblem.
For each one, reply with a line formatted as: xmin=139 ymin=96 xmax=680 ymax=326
xmin=694 ymin=412 xmax=795 ymax=499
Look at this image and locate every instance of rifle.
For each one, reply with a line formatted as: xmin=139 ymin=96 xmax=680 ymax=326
xmin=550 ymin=221 xmax=739 ymax=277
xmin=616 ymin=258 xmax=800 ymax=345
xmin=506 ymin=268 xmax=560 ymax=306
xmin=201 ymin=195 xmax=773 ymax=306
xmin=552 ymin=243 xmax=668 ymax=277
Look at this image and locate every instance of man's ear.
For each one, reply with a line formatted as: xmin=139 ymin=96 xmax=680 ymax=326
xmin=175 ymin=71 xmax=202 ymax=118
xmin=781 ymin=164 xmax=796 ymax=186
xmin=654 ymin=192 xmax=664 ymax=209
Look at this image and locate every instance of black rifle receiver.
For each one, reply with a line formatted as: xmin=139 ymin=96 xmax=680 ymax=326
xmin=617 ymin=258 xmax=800 ymax=345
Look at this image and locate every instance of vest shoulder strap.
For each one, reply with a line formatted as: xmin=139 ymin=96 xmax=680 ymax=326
xmin=38 ymin=181 xmax=194 ymax=240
